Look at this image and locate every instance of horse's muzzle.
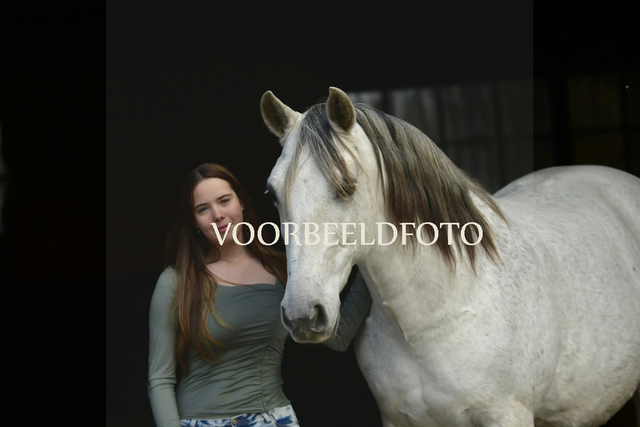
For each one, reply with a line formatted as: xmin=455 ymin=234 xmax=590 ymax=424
xmin=281 ymin=304 xmax=332 ymax=343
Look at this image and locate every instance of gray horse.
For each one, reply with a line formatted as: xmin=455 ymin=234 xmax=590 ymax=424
xmin=261 ymin=87 xmax=640 ymax=427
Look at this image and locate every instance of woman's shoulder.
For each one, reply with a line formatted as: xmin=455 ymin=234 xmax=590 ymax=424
xmin=149 ymin=267 xmax=179 ymax=311
xmin=155 ymin=266 xmax=178 ymax=290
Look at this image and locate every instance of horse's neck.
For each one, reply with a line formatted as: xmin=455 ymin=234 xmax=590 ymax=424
xmin=359 ymin=195 xmax=502 ymax=346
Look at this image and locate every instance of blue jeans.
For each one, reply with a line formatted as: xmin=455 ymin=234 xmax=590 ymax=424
xmin=181 ymin=404 xmax=300 ymax=427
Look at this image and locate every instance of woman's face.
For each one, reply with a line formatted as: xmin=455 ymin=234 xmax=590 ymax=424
xmin=193 ymin=178 xmax=244 ymax=246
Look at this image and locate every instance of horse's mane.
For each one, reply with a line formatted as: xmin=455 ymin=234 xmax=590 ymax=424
xmin=282 ymin=102 xmax=506 ymax=271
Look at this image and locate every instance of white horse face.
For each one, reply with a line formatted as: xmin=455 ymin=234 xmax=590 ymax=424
xmin=261 ymin=88 xmax=379 ymax=343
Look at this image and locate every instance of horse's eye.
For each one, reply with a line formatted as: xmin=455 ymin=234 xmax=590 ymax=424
xmin=337 ymin=176 xmax=357 ymax=199
xmin=265 ymin=186 xmax=278 ymax=205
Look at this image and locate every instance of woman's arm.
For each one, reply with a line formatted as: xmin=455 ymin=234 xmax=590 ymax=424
xmin=147 ymin=268 xmax=182 ymax=427
xmin=323 ymin=269 xmax=372 ymax=352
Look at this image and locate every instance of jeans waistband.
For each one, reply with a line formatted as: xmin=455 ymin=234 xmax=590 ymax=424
xmin=181 ymin=404 xmax=297 ymax=427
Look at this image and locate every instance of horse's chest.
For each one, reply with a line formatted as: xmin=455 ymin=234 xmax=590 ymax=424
xmin=354 ymin=308 xmax=488 ymax=427
xmin=354 ymin=312 xmax=442 ymax=426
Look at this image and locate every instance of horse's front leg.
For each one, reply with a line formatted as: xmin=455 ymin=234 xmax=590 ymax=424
xmin=380 ymin=414 xmax=442 ymax=427
xmin=477 ymin=401 xmax=535 ymax=427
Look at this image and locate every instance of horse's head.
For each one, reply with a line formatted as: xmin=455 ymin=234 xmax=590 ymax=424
xmin=260 ymin=87 xmax=381 ymax=343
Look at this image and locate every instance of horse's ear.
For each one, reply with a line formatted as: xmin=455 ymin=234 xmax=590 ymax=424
xmin=326 ymin=87 xmax=356 ymax=133
xmin=261 ymin=91 xmax=299 ymax=142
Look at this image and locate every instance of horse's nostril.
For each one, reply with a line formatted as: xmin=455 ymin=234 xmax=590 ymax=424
xmin=282 ymin=303 xmax=330 ymax=337
xmin=311 ymin=303 xmax=328 ymax=332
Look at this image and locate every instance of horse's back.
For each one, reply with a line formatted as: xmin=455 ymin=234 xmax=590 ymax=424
xmin=496 ymin=165 xmax=640 ymax=211
xmin=495 ymin=165 xmax=640 ymax=247
xmin=495 ymin=165 xmax=640 ymax=426
xmin=495 ymin=164 xmax=640 ymax=330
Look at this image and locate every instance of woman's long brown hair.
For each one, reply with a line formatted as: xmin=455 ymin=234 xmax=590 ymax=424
xmin=164 ymin=163 xmax=287 ymax=372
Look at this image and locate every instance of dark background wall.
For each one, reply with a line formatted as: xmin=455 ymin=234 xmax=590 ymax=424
xmin=0 ymin=3 xmax=106 ymax=422
xmin=105 ymin=3 xmax=533 ymax=426
xmin=2 ymin=1 xmax=639 ymax=425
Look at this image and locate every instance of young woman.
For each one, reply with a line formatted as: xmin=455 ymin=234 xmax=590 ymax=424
xmin=147 ymin=163 xmax=371 ymax=427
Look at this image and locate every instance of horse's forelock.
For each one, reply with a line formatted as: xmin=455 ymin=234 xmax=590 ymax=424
xmin=282 ymin=104 xmax=358 ymax=210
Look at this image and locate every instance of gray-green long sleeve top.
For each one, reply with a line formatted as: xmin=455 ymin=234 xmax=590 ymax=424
xmin=147 ymin=268 xmax=372 ymax=427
